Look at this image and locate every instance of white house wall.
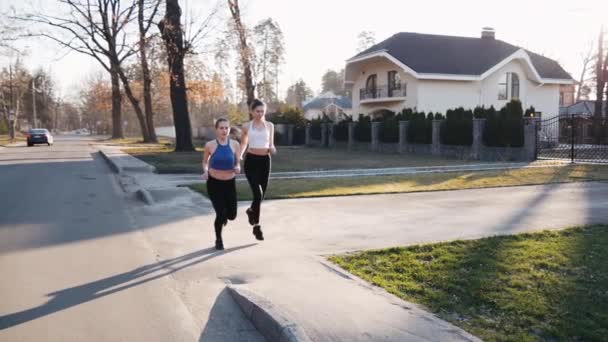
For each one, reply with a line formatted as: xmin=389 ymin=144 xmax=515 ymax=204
xmin=417 ymin=80 xmax=479 ymax=113
xmin=351 ymin=58 xmax=417 ymax=115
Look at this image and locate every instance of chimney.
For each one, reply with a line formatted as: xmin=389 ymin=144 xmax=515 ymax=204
xmin=481 ymin=27 xmax=495 ymax=40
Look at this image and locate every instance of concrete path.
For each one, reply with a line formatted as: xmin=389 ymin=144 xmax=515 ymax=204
xmin=124 ymin=156 xmax=608 ymax=341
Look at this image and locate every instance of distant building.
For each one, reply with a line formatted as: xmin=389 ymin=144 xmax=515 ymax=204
xmin=302 ymin=91 xmax=352 ymax=121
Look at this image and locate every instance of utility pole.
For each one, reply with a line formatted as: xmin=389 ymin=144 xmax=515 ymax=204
xmin=32 ymin=77 xmax=37 ymax=129
xmin=9 ymin=64 xmax=15 ymax=139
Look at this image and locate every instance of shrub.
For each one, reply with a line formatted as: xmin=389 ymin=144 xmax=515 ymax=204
xmin=407 ymin=111 xmax=432 ymax=144
xmin=524 ymin=106 xmax=536 ymax=118
xmin=293 ymin=126 xmax=306 ymax=145
xmin=441 ymin=107 xmax=473 ymax=146
xmin=274 ymin=130 xmax=285 ymax=146
xmin=380 ymin=115 xmax=399 ymax=143
xmin=334 ymin=117 xmax=352 ymax=142
xmin=310 ymin=118 xmax=322 ymax=140
xmin=484 ymin=100 xmax=524 ymax=147
xmin=355 ymin=114 xmax=371 ymax=142
xmin=268 ymin=106 xmax=307 ymax=127
xmin=0 ymin=119 xmax=8 ymax=135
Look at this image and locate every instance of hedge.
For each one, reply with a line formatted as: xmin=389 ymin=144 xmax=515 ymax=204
xmin=334 ymin=118 xmax=351 ymax=142
xmin=483 ymin=100 xmax=524 ymax=147
xmin=310 ymin=119 xmax=322 ymax=140
xmin=355 ymin=114 xmax=371 ymax=142
xmin=406 ymin=112 xmax=433 ymax=144
xmin=441 ymin=107 xmax=473 ymax=146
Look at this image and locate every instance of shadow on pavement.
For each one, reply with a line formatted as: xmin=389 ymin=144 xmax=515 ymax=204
xmin=0 ymin=245 xmax=255 ymax=330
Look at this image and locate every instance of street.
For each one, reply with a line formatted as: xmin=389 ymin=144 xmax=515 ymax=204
xmin=0 ymin=136 xmax=260 ymax=341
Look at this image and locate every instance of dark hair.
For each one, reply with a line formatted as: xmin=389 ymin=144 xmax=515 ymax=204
xmin=215 ymin=117 xmax=229 ymax=128
xmin=250 ymin=99 xmax=266 ymax=111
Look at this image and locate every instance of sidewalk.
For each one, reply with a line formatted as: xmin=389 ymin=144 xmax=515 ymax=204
xmin=96 ymin=142 xmax=608 ymax=341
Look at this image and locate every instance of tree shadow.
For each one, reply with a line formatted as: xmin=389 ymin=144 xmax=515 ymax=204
xmin=198 ymin=288 xmax=266 ymax=342
xmin=0 ymin=244 xmax=256 ymax=330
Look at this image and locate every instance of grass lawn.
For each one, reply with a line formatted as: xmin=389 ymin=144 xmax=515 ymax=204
xmin=0 ymin=134 xmax=24 ymax=146
xmin=188 ymin=164 xmax=608 ymax=201
xmin=329 ymin=225 xmax=608 ymax=341
xmin=125 ymin=146 xmax=488 ymax=174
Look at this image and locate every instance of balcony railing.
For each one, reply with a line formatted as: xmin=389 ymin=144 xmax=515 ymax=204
xmin=359 ymin=83 xmax=407 ymax=101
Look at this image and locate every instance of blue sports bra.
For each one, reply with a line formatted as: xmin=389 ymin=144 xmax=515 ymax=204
xmin=209 ymin=139 xmax=235 ymax=171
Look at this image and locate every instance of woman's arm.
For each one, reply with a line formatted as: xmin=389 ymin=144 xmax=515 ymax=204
xmin=240 ymin=124 xmax=249 ymax=159
xmin=202 ymin=141 xmax=212 ymax=180
xmin=233 ymin=140 xmax=242 ymax=174
xmin=268 ymin=122 xmax=277 ymax=155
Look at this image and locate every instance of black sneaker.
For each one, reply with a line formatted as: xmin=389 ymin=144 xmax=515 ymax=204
xmin=215 ymin=239 xmax=224 ymax=250
xmin=246 ymin=208 xmax=256 ymax=225
xmin=253 ymin=225 xmax=264 ymax=241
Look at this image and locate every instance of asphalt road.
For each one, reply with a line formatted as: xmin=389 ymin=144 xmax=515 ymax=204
xmin=0 ymin=135 xmax=261 ymax=342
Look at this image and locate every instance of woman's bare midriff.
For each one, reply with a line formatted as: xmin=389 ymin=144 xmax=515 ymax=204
xmin=247 ymin=148 xmax=270 ymax=156
xmin=209 ymin=168 xmax=236 ymax=180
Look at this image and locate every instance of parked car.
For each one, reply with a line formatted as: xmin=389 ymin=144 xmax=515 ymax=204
xmin=27 ymin=128 xmax=54 ymax=146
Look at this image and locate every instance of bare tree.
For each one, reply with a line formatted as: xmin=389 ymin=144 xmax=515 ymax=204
xmin=228 ymin=0 xmax=255 ymax=106
xmin=594 ymin=28 xmax=606 ymax=119
xmin=158 ymin=0 xmax=194 ymax=151
xmin=576 ymin=41 xmax=595 ymax=102
xmin=357 ymin=31 xmax=376 ymax=53
xmin=253 ymin=18 xmax=284 ymax=104
xmin=138 ymin=0 xmax=161 ymax=143
xmin=14 ymin=0 xmax=146 ymax=139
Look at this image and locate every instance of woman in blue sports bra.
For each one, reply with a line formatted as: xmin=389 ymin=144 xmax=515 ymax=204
xmin=202 ymin=118 xmax=242 ymax=250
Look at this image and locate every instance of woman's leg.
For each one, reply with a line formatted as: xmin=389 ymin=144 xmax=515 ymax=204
xmin=225 ymin=178 xmax=237 ymax=222
xmin=206 ymin=177 xmax=227 ymax=244
xmin=244 ymin=154 xmax=264 ymax=225
xmin=255 ymin=156 xmax=271 ymax=224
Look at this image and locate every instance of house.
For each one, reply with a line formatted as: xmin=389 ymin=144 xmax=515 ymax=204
xmin=344 ymin=28 xmax=573 ymax=119
xmin=559 ymin=84 xmax=575 ymax=107
xmin=302 ymin=91 xmax=352 ymax=121
xmin=558 ymin=100 xmax=606 ymax=144
xmin=559 ymin=100 xmax=605 ymax=117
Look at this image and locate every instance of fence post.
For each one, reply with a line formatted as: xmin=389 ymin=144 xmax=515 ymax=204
xmin=348 ymin=122 xmax=356 ymax=150
xmin=523 ymin=117 xmax=539 ymax=161
xmin=399 ymin=121 xmax=409 ymax=154
xmin=432 ymin=120 xmax=442 ymax=156
xmin=321 ymin=123 xmax=328 ymax=147
xmin=305 ymin=123 xmax=311 ymax=146
xmin=472 ymin=119 xmax=485 ymax=160
xmin=328 ymin=123 xmax=336 ymax=148
xmin=371 ymin=122 xmax=381 ymax=152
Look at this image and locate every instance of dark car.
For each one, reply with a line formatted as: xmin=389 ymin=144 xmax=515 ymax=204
xmin=27 ymin=129 xmax=54 ymax=146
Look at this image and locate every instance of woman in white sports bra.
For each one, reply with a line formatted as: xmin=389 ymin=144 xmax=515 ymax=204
xmin=240 ymin=99 xmax=276 ymax=241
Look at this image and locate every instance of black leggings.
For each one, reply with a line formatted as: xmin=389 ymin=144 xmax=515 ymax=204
xmin=206 ymin=176 xmax=237 ymax=240
xmin=244 ymin=153 xmax=271 ymax=224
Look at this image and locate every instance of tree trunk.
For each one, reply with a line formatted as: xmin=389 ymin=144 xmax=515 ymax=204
xmin=110 ymin=64 xmax=123 ymax=139
xmin=116 ymin=65 xmax=150 ymax=142
xmin=159 ymin=0 xmax=194 ymax=152
xmin=594 ymin=30 xmax=605 ymax=144
xmin=228 ymin=0 xmax=255 ymax=106
xmin=139 ymin=0 xmax=158 ymax=143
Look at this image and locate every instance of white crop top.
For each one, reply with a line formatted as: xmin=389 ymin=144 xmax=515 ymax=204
xmin=248 ymin=121 xmax=270 ymax=148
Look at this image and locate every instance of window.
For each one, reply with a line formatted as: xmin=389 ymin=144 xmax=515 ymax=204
xmin=498 ymin=72 xmax=520 ymax=100
xmin=388 ymin=71 xmax=401 ymax=97
xmin=511 ymin=73 xmax=519 ymax=100
xmin=366 ymin=74 xmax=377 ymax=98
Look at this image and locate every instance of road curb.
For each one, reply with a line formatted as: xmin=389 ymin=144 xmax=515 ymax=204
xmin=136 ymin=188 xmax=155 ymax=205
xmin=99 ymin=149 xmax=122 ymax=173
xmin=227 ymin=285 xmax=312 ymax=342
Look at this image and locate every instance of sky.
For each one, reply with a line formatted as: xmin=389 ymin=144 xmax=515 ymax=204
xmin=1 ymin=0 xmax=607 ymax=101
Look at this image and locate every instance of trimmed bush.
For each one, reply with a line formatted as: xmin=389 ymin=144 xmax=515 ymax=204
xmin=0 ymin=119 xmax=8 ymax=135
xmin=310 ymin=118 xmax=322 ymax=140
xmin=524 ymin=106 xmax=536 ymax=118
xmin=355 ymin=114 xmax=371 ymax=142
xmin=293 ymin=126 xmax=305 ymax=145
xmin=484 ymin=100 xmax=524 ymax=147
xmin=380 ymin=115 xmax=399 ymax=143
xmin=334 ymin=117 xmax=352 ymax=142
xmin=407 ymin=112 xmax=432 ymax=144
xmin=441 ymin=107 xmax=473 ymax=146
xmin=274 ymin=130 xmax=285 ymax=146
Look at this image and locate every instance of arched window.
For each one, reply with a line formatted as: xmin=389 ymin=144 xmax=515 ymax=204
xmin=366 ymin=74 xmax=377 ymax=98
xmin=498 ymin=72 xmax=520 ymax=100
